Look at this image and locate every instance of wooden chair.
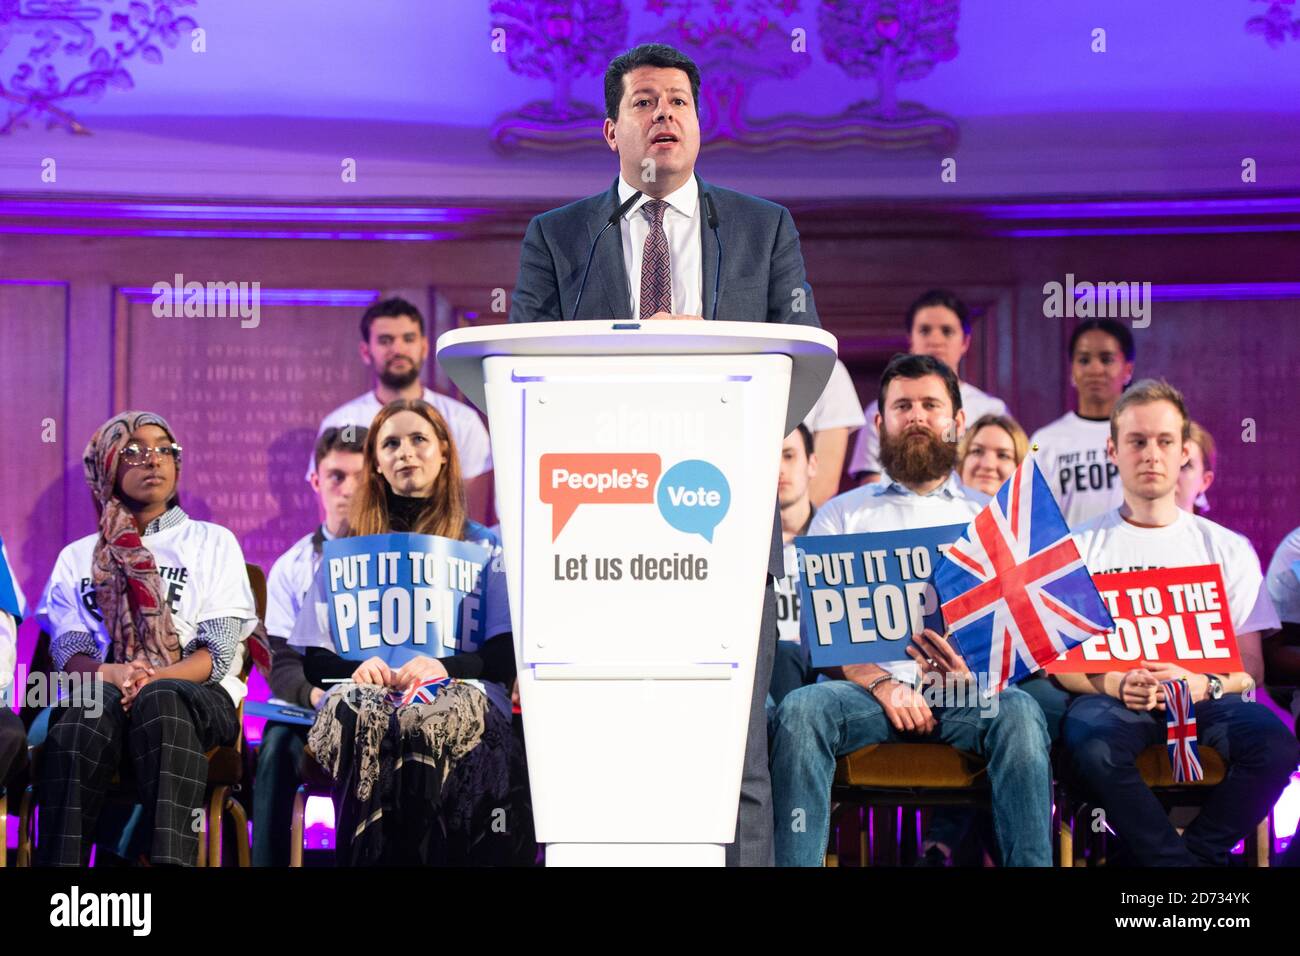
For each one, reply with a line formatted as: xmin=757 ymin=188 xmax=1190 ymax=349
xmin=827 ymin=743 xmax=991 ymax=866
xmin=1057 ymin=745 xmax=1272 ymax=867
xmin=17 ymin=562 xmax=266 ymax=867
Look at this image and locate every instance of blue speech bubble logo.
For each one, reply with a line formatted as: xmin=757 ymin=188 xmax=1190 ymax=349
xmin=656 ymin=459 xmax=730 ymax=542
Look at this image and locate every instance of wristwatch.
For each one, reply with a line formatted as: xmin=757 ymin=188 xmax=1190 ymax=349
xmin=1206 ymin=674 xmax=1224 ymax=700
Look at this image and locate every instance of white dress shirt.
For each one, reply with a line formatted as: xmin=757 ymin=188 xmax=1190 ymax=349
xmin=618 ymin=175 xmax=704 ymax=319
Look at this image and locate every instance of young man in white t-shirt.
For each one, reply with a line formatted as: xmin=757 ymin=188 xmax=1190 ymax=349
xmin=848 ymin=290 xmax=1008 ymax=485
xmin=254 ymin=425 xmax=365 ymax=866
xmin=1058 ymin=380 xmax=1298 ymax=866
xmin=1030 ymin=318 xmax=1135 ymax=528
xmin=771 ymin=353 xmax=1052 ymax=867
xmin=770 ymin=424 xmax=818 ymax=707
xmin=312 ymin=297 xmax=493 ymax=520
xmin=802 ymin=360 xmax=866 ymax=506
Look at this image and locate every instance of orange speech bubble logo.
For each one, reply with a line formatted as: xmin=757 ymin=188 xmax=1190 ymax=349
xmin=540 ymin=453 xmax=662 ymax=539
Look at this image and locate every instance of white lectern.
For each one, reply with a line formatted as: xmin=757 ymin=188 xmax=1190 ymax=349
xmin=437 ymin=320 xmax=837 ymax=866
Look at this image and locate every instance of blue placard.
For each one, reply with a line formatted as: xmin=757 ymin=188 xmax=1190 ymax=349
xmin=322 ymin=533 xmax=490 ymax=666
xmin=794 ymin=524 xmax=967 ymax=667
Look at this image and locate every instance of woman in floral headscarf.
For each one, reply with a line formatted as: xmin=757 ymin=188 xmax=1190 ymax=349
xmin=34 ymin=411 xmax=257 ymax=866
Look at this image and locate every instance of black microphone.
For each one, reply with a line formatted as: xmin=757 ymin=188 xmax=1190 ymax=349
xmin=702 ymin=190 xmax=722 ymax=321
xmin=573 ymin=189 xmax=642 ymax=320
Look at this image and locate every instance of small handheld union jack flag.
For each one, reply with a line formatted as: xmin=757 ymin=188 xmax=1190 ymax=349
xmin=1163 ymin=678 xmax=1204 ymax=782
xmin=935 ymin=458 xmax=1115 ymax=694
xmin=390 ymin=675 xmax=453 ymax=708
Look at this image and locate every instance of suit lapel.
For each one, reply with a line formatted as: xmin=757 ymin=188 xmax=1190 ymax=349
xmin=698 ymin=176 xmax=719 ymax=321
xmin=588 ymin=179 xmax=631 ymax=321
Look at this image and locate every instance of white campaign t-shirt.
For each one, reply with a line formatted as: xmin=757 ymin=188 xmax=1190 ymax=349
xmin=36 ymin=518 xmax=258 ymax=707
xmin=310 ymin=387 xmax=492 ymax=481
xmin=810 ymin=473 xmax=988 ymax=685
xmin=288 ymin=523 xmax=513 ymax=714
xmin=803 ymin=360 xmax=867 ymax=434
xmin=848 ymin=381 xmax=1007 ymax=478
xmin=1072 ymin=509 xmax=1281 ymax=640
xmin=265 ymin=527 xmax=334 ymax=641
xmin=1030 ymin=412 xmax=1123 ymax=528
xmin=1265 ymin=525 xmax=1300 ymax=625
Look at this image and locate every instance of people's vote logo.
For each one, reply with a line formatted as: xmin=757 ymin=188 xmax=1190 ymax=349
xmin=540 ymin=453 xmax=730 ymax=542
xmin=655 ymin=459 xmax=730 ymax=542
xmin=541 ymin=453 xmax=661 ymax=539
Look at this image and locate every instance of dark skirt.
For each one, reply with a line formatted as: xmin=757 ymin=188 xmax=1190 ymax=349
xmin=307 ymin=680 xmax=529 ymax=866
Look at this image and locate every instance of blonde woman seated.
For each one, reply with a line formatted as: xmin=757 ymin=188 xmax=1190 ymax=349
xmin=291 ymin=400 xmax=526 ymax=865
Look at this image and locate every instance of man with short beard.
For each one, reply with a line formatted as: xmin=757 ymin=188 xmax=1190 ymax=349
xmin=312 ymin=297 xmax=493 ymax=520
xmin=769 ymin=353 xmax=1054 ymax=867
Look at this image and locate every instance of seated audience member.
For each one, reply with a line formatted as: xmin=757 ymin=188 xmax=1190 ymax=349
xmin=1174 ymin=420 xmax=1217 ymax=515
xmin=252 ymin=425 xmax=365 ymax=867
xmin=1030 ymin=318 xmax=1135 ymax=527
xmin=770 ymin=354 xmax=1052 ymax=868
xmin=1 ymin=534 xmax=27 ymax=787
xmin=1058 ymin=381 xmax=1298 ymax=866
xmin=770 ymin=425 xmax=818 ymax=708
xmin=802 ymin=360 xmax=865 ymax=505
xmin=313 ymin=297 xmax=493 ymax=520
xmin=920 ymin=412 xmax=1062 ymax=866
xmin=848 ymin=290 xmax=1008 ymax=484
xmin=958 ymin=413 xmax=1029 ymax=497
xmin=1265 ymin=525 xmax=1300 ymax=686
xmin=35 ymin=412 xmax=257 ymax=866
xmin=292 ymin=400 xmax=523 ymax=865
xmin=1265 ymin=524 xmax=1300 ymax=866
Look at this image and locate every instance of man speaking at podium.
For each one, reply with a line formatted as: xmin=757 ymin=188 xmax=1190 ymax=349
xmin=509 ymin=43 xmax=821 ymax=866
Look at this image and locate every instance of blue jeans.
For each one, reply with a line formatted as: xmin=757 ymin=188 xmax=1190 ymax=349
xmin=770 ymin=680 xmax=1053 ymax=866
xmin=251 ymin=721 xmax=308 ymax=867
xmin=1062 ymin=693 xmax=1299 ymax=866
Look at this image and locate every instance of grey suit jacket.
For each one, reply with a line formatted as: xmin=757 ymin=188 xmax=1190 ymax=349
xmin=509 ymin=175 xmax=823 ymax=576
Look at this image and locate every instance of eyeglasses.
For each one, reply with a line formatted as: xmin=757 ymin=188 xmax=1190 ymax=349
xmin=120 ymin=442 xmax=182 ymax=465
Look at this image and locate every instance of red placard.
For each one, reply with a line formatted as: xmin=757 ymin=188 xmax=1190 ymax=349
xmin=1046 ymin=564 xmax=1242 ymax=674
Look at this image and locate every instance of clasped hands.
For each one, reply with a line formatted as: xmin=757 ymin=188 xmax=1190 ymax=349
xmin=1117 ymin=661 xmax=1208 ymax=712
xmin=351 ymin=654 xmax=449 ymax=691
xmin=99 ymin=659 xmax=157 ymax=712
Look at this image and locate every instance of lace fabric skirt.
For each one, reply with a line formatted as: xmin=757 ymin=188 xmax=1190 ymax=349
xmin=307 ymin=680 xmax=529 ymax=865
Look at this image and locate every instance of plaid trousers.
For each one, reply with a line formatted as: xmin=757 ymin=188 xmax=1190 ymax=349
xmin=36 ymin=678 xmax=239 ymax=866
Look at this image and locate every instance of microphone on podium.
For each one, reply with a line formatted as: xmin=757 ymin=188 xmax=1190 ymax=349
xmin=701 ymin=190 xmax=721 ymax=321
xmin=573 ymin=189 xmax=642 ymax=320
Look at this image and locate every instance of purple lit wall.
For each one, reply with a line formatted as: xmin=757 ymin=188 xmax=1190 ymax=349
xmin=2 ymin=0 xmax=1299 ymax=862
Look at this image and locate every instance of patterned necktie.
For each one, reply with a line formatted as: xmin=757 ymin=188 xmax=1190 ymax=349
xmin=639 ymin=198 xmax=672 ymax=319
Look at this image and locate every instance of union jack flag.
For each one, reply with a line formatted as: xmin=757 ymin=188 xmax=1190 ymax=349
xmin=935 ymin=459 xmax=1114 ymax=694
xmin=391 ymin=675 xmax=453 ymax=708
xmin=1163 ymin=678 xmax=1204 ymax=782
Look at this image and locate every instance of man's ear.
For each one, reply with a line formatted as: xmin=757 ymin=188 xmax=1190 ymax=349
xmin=359 ymin=339 xmax=372 ymax=366
xmin=873 ymin=411 xmax=882 ymax=435
xmin=807 ymin=453 xmax=819 ymax=479
xmin=603 ymin=117 xmax=618 ymax=152
xmin=1106 ymin=436 xmax=1118 ymax=465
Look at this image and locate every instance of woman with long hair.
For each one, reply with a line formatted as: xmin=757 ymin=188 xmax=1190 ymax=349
xmin=35 ymin=411 xmax=257 ymax=866
xmin=296 ymin=399 xmax=524 ymax=866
